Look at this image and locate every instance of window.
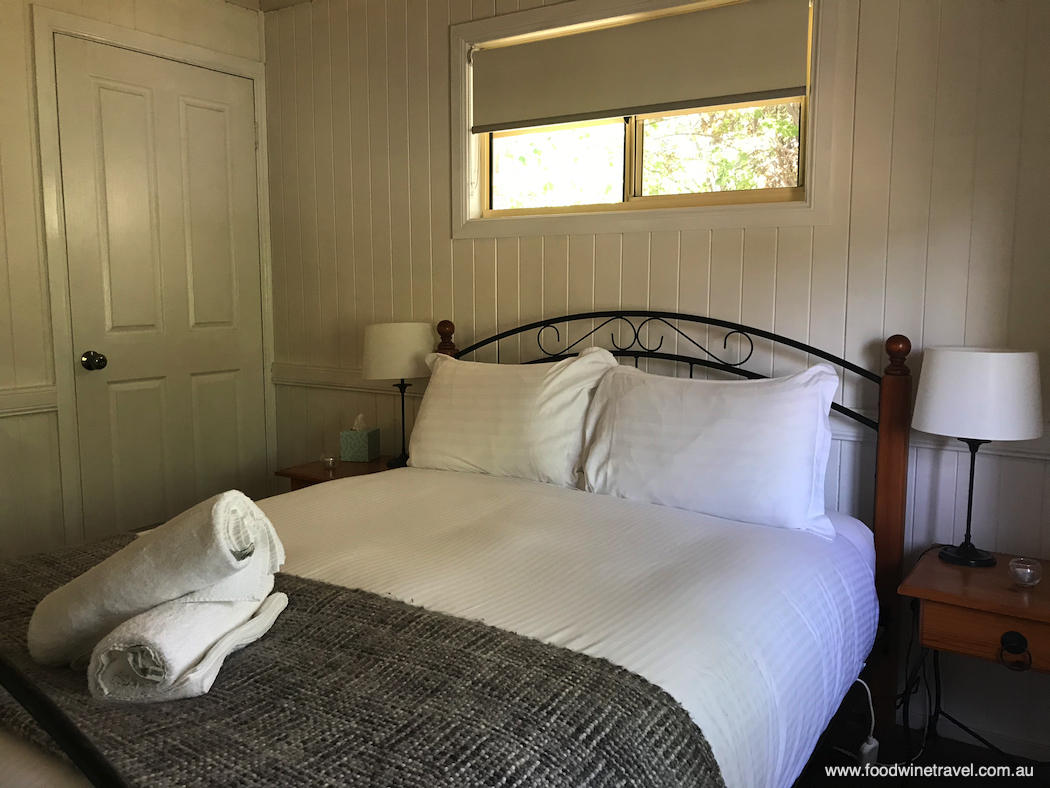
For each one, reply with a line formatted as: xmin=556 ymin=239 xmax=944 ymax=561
xmin=484 ymin=97 xmax=804 ymax=215
xmin=450 ymin=0 xmax=854 ymax=236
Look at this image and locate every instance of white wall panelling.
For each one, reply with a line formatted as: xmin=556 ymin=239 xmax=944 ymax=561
xmin=264 ymin=0 xmax=1050 ymax=757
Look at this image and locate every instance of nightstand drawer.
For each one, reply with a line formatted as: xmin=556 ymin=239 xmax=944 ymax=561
xmin=919 ymin=600 xmax=1050 ymax=673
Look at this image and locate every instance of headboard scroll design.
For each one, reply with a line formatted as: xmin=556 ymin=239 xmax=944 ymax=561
xmin=445 ymin=310 xmax=881 ymax=430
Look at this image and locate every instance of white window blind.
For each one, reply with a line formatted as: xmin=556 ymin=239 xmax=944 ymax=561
xmin=471 ymin=0 xmax=810 ymax=134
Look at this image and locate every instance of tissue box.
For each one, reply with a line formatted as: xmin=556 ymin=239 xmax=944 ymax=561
xmin=340 ymin=428 xmax=380 ymax=462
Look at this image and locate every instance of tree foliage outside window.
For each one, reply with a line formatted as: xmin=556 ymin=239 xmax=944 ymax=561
xmin=486 ymin=99 xmax=802 ymax=211
xmin=641 ymin=102 xmax=801 ymax=196
xmin=491 ymin=120 xmax=624 ymax=210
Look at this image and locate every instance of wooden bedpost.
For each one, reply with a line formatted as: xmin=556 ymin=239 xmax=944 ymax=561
xmin=870 ymin=334 xmax=912 ymax=743
xmin=436 ymin=320 xmax=458 ymax=356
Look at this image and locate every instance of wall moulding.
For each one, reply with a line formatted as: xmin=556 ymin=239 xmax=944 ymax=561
xmin=0 ymin=386 xmax=58 ymax=417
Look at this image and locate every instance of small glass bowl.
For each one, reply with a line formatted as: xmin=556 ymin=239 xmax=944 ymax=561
xmin=1009 ymin=557 xmax=1042 ymax=588
xmin=320 ymin=453 xmax=337 ymax=470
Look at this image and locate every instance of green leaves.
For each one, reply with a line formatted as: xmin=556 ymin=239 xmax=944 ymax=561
xmin=640 ymin=102 xmax=801 ymax=196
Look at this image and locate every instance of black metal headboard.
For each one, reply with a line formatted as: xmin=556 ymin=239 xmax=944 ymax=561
xmin=454 ymin=310 xmax=879 ymax=431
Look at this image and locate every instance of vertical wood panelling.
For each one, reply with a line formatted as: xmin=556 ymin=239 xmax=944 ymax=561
xmin=772 ymin=226 xmax=812 ymax=376
xmin=262 ymin=0 xmax=1050 ymax=755
xmin=264 ymin=16 xmax=288 ymax=365
xmin=647 ymin=231 xmax=679 ymax=376
xmin=452 ymin=236 xmax=475 ymax=349
xmin=964 ymin=0 xmax=1026 ymax=347
xmin=429 ymin=0 xmax=454 ymax=323
xmin=923 ymin=0 xmax=979 ymax=349
xmin=349 ymin=1 xmax=374 ymax=353
xmin=517 ymin=235 xmax=543 ymax=361
xmin=677 ymin=229 xmax=710 ymax=378
xmin=882 ymin=0 xmax=938 ymax=350
xmin=496 ymin=236 xmax=519 ymax=362
xmin=741 ymin=227 xmax=777 ymax=377
xmin=1009 ymin=1 xmax=1050 ymax=404
xmin=542 ymin=235 xmax=569 ymax=353
xmin=408 ymin=2 xmax=434 ymax=324
xmin=294 ymin=4 xmax=321 ymax=366
xmin=366 ymin=4 xmax=392 ymax=325
xmin=311 ymin=3 xmax=339 ymax=365
xmin=566 ymin=234 xmax=594 ymax=351
xmin=592 ymin=234 xmax=622 ymax=310
xmin=0 ymin=412 xmax=64 ymax=559
xmin=709 ymin=229 xmax=743 ymax=367
xmin=387 ymin=0 xmax=412 ymax=322
xmin=278 ymin=9 xmax=305 ymax=364
xmin=474 ymin=237 xmax=497 ymax=362
xmin=330 ymin=0 xmax=356 ymax=368
xmin=843 ymin=0 xmax=898 ymax=410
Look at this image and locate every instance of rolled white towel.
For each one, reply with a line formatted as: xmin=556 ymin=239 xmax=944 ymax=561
xmin=88 ymin=593 xmax=288 ymax=702
xmin=28 ymin=491 xmax=284 ymax=667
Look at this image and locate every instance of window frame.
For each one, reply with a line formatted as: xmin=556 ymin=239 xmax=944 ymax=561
xmin=450 ymin=0 xmax=858 ymax=239
xmin=481 ymin=95 xmax=807 ymax=218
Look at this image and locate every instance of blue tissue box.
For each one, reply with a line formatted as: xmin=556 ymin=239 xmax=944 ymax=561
xmin=340 ymin=428 xmax=380 ymax=462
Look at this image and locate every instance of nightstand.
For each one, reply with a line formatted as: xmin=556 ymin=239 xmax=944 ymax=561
xmin=898 ymin=549 xmax=1049 ymax=749
xmin=275 ymin=457 xmax=394 ymax=491
xmin=899 ymin=550 xmax=1049 ymax=673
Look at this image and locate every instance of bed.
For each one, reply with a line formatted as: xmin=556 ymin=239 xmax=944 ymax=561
xmin=0 ymin=311 xmax=913 ymax=788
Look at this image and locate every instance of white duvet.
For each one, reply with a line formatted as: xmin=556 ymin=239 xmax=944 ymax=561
xmin=2 ymin=467 xmax=877 ymax=788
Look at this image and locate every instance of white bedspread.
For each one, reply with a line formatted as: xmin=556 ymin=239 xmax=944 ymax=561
xmin=1 ymin=467 xmax=876 ymax=788
xmin=263 ymin=468 xmax=877 ymax=788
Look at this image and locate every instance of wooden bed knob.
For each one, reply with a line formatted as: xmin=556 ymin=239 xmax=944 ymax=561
xmin=436 ymin=320 xmax=457 ymax=356
xmin=885 ymin=335 xmax=911 ymax=375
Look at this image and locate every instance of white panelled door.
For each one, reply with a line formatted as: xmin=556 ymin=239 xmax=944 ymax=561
xmin=55 ymin=35 xmax=268 ymax=539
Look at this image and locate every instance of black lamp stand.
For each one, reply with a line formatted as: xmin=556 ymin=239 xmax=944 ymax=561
xmin=387 ymin=379 xmax=411 ymax=468
xmin=938 ymin=438 xmax=996 ymax=567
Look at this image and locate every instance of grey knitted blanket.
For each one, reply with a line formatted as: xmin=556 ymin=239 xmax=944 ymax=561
xmin=1 ymin=536 xmax=726 ymax=788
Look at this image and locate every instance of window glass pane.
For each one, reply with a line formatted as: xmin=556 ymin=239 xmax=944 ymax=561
xmin=640 ymin=101 xmax=801 ymax=197
xmin=490 ymin=119 xmax=624 ymax=210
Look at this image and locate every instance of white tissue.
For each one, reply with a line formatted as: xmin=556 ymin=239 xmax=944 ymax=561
xmin=352 ymin=413 xmax=367 ymax=431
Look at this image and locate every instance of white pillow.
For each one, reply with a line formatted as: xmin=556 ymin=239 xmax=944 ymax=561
xmin=409 ymin=347 xmax=618 ymax=487
xmin=581 ymin=364 xmax=839 ymax=538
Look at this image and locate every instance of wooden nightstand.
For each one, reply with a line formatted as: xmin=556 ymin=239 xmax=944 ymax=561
xmin=898 ymin=550 xmax=1050 ymax=674
xmin=896 ymin=550 xmax=1049 ymax=755
xmin=275 ymin=457 xmax=394 ymax=491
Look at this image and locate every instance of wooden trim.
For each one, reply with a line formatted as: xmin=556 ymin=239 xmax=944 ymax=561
xmin=271 ymin=363 xmax=426 ymax=397
xmin=483 ymin=187 xmax=804 ymax=218
xmin=0 ymin=387 xmax=58 ymax=416
xmin=869 ymin=334 xmax=913 ymax=742
xmin=31 ymin=7 xmax=274 ymax=536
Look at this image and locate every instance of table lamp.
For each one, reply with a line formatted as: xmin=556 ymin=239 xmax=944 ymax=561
xmin=362 ymin=322 xmax=435 ymax=468
xmin=912 ymin=347 xmax=1043 ymax=567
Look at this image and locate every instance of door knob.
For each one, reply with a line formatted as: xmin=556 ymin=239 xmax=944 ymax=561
xmin=80 ymin=351 xmax=108 ymax=371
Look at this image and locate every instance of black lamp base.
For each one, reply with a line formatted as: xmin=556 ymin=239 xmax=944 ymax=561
xmin=386 ymin=453 xmax=409 ymax=469
xmin=939 ymin=542 xmax=996 ymax=568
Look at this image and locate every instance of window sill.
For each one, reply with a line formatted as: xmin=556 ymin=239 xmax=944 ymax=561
xmin=454 ymin=190 xmax=827 ymax=239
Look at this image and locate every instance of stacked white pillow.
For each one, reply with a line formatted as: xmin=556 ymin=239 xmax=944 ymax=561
xmin=408 ymin=347 xmax=618 ymax=488
xmin=579 ymin=364 xmax=840 ymax=538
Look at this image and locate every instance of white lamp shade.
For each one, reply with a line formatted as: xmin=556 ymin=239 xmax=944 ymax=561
xmin=913 ymin=347 xmax=1043 ymax=441
xmin=362 ymin=323 xmax=435 ymax=381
